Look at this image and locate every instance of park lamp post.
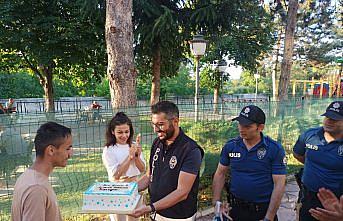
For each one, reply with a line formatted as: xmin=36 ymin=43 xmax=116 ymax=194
xmin=218 ymin=59 xmax=227 ymax=73
xmin=218 ymin=59 xmax=228 ymax=97
xmin=213 ymin=59 xmax=228 ymax=117
xmin=212 ymin=59 xmax=228 ymax=93
xmin=254 ymin=73 xmax=260 ymax=99
xmin=190 ymin=34 xmax=207 ymax=122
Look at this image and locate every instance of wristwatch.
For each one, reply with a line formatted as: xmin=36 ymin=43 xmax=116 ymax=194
xmin=149 ymin=203 xmax=156 ymax=213
xmin=263 ymin=218 xmax=271 ymax=221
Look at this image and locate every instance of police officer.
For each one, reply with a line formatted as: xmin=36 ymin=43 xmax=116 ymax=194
xmin=212 ymin=105 xmax=286 ymax=221
xmin=293 ymin=101 xmax=343 ymax=221
xmin=132 ymin=101 xmax=204 ymax=220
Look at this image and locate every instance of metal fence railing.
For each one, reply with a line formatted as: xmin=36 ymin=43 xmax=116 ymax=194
xmin=0 ymin=93 xmax=335 ymax=114
xmin=0 ymin=97 xmax=342 ymax=220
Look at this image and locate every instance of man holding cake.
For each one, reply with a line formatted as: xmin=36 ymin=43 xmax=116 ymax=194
xmin=11 ymin=122 xmax=73 ymax=221
xmin=131 ymin=101 xmax=204 ymax=220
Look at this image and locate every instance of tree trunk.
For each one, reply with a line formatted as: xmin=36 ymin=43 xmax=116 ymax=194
xmin=213 ymin=86 xmax=219 ymax=114
xmin=106 ymin=0 xmax=137 ymax=109
xmin=21 ymin=53 xmax=55 ymax=113
xmin=42 ymin=69 xmax=54 ymax=112
xmin=273 ymin=27 xmax=283 ymax=100
xmin=278 ymin=0 xmax=298 ymax=101
xmin=150 ymin=43 xmax=161 ymax=105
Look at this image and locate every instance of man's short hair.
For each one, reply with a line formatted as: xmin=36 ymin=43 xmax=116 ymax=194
xmin=34 ymin=122 xmax=71 ymax=157
xmin=151 ymin=101 xmax=179 ymax=119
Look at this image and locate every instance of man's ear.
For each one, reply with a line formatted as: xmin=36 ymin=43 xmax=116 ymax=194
xmin=45 ymin=145 xmax=55 ymax=157
xmin=258 ymin=124 xmax=265 ymax=132
xmin=173 ymin=117 xmax=179 ymax=126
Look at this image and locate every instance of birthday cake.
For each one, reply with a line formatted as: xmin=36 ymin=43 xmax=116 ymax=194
xmin=81 ymin=182 xmax=141 ymax=214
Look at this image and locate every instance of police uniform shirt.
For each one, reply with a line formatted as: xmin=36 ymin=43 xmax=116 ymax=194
xmin=148 ymin=129 xmax=204 ymax=219
xmin=293 ymin=127 xmax=343 ymax=196
xmin=220 ymin=134 xmax=287 ymax=203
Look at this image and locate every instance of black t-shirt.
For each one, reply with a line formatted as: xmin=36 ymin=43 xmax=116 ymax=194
xmin=148 ymin=129 xmax=204 ymax=219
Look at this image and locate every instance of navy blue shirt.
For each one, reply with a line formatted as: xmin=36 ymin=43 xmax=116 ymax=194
xmin=293 ymin=127 xmax=343 ymax=196
xmin=220 ymin=134 xmax=287 ymax=203
xmin=149 ymin=129 xmax=204 ymax=219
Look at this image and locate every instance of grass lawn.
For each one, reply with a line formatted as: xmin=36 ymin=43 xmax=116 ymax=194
xmin=2 ymin=112 xmax=312 ymax=220
xmin=0 ymin=148 xmax=302 ymax=220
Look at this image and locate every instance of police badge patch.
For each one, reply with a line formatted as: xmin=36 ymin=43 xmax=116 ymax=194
xmin=244 ymin=107 xmax=250 ymax=114
xmin=333 ymin=102 xmax=340 ymax=109
xmin=257 ymin=147 xmax=266 ymax=159
xmin=169 ymin=156 xmax=177 ymax=169
xmin=338 ymin=145 xmax=343 ymax=157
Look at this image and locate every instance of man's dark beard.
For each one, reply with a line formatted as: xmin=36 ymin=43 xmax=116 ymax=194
xmin=160 ymin=124 xmax=175 ymax=141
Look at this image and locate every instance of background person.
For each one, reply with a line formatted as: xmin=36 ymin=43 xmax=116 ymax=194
xmin=293 ymin=101 xmax=343 ymax=221
xmin=6 ymin=98 xmax=14 ymax=108
xmin=212 ymin=105 xmax=286 ymax=221
xmin=5 ymin=98 xmax=16 ymax=113
xmin=102 ymin=112 xmax=145 ymax=221
xmin=11 ymin=122 xmax=73 ymax=221
xmin=90 ymin=101 xmax=101 ymax=110
xmin=131 ymin=101 xmax=204 ymax=221
xmin=90 ymin=101 xmax=102 ymax=122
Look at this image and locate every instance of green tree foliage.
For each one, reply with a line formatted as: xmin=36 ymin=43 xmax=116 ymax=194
xmin=265 ymin=0 xmax=341 ymax=80
xmin=0 ymin=50 xmax=23 ymax=73
xmin=93 ymin=78 xmax=110 ymax=98
xmin=296 ymin=0 xmax=341 ymax=66
xmin=136 ymin=76 xmax=153 ymax=100
xmin=0 ymin=72 xmax=85 ymax=99
xmin=0 ymin=0 xmax=106 ymax=110
xmin=227 ymin=71 xmax=272 ymax=94
xmin=258 ymin=0 xmax=341 ymax=98
xmin=0 ymin=72 xmax=43 ymax=98
xmin=133 ymin=0 xmax=188 ymax=104
xmin=192 ymin=0 xmax=275 ymax=99
xmin=85 ymin=0 xmax=276 ymax=102
xmin=160 ymin=65 xmax=195 ymax=97
xmin=192 ymin=0 xmax=275 ymax=70
xmin=200 ymin=65 xmax=228 ymax=93
xmin=137 ymin=64 xmax=195 ymax=99
xmin=134 ymin=0 xmax=185 ymax=76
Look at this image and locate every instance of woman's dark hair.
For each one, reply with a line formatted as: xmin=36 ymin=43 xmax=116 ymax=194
xmin=34 ymin=122 xmax=72 ymax=157
xmin=105 ymin=112 xmax=134 ymax=147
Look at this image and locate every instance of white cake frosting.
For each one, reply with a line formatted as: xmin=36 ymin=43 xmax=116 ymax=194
xmin=82 ymin=182 xmax=140 ymax=214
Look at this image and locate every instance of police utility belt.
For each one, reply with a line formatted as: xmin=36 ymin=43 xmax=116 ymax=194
xmin=228 ymin=192 xmax=269 ymax=212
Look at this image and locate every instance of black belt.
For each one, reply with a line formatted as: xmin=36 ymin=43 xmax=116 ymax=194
xmin=228 ymin=192 xmax=269 ymax=212
xmin=302 ymin=185 xmax=318 ymax=200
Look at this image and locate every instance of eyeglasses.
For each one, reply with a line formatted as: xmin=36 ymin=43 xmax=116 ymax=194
xmin=151 ymin=118 xmax=174 ymax=132
xmin=151 ymin=121 xmax=169 ymax=131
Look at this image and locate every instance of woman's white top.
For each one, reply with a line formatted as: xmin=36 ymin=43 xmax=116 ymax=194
xmin=102 ymin=143 xmax=146 ymax=182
